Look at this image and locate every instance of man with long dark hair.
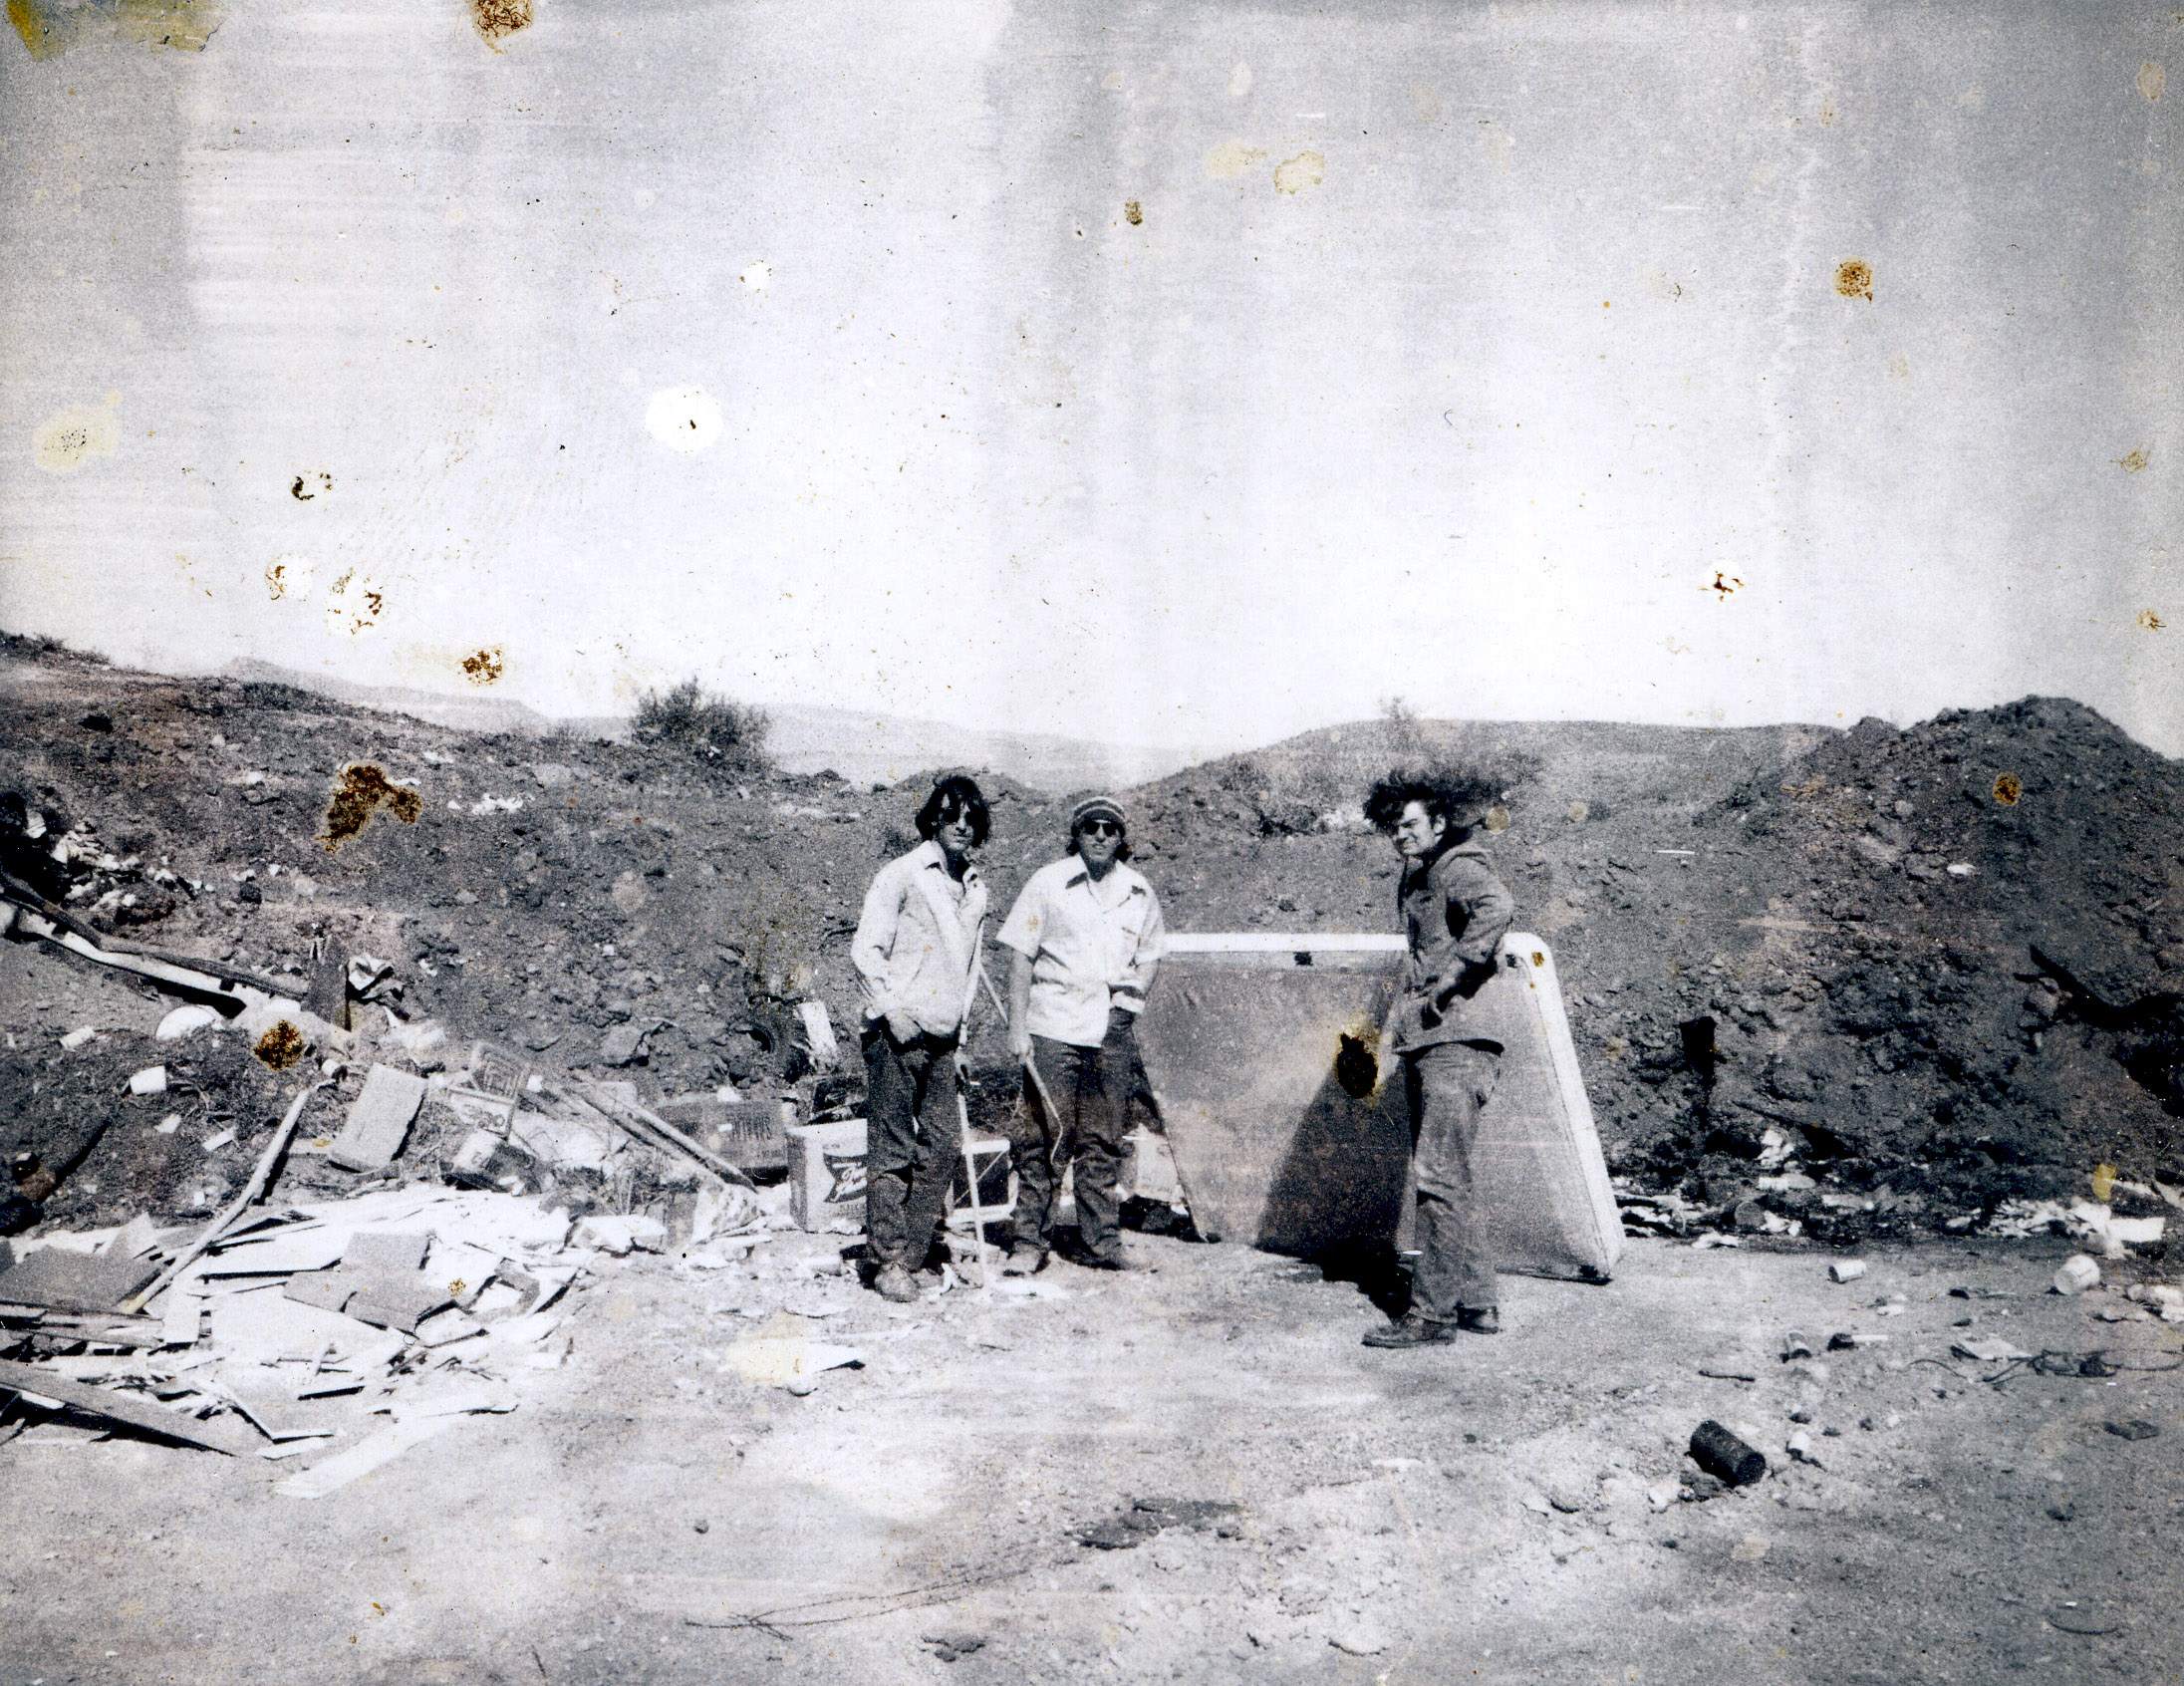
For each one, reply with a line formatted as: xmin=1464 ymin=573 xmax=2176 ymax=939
xmin=996 ymin=795 xmax=1166 ymax=1273
xmin=1360 ymin=767 xmax=1514 ymax=1344
xmin=850 ymin=774 xmax=990 ymax=1302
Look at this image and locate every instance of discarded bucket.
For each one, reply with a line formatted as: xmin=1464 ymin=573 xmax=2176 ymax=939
xmin=1690 ymin=1419 xmax=1767 ymax=1486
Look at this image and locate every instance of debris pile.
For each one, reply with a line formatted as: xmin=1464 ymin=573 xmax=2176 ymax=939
xmin=4 ymin=635 xmax=2182 ymax=1253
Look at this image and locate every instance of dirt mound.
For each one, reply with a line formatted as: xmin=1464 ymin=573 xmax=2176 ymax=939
xmin=2 ymin=634 xmax=2175 ymax=1245
xmin=1584 ymin=698 xmax=2184 ymax=1236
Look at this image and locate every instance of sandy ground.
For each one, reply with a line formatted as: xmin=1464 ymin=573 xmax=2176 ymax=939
xmin=3 ymin=1223 xmax=2178 ymax=1686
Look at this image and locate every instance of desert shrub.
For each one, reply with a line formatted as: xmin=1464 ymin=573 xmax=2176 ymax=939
xmin=634 ymin=678 xmax=771 ymax=770
xmin=1380 ymin=696 xmax=1425 ymax=758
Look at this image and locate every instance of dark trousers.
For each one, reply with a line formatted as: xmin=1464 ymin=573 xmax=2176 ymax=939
xmin=1014 ymin=1023 xmax=1138 ymax=1262
xmin=1403 ymin=1040 xmax=1502 ymax=1319
xmin=863 ymin=1027 xmax=962 ymax=1270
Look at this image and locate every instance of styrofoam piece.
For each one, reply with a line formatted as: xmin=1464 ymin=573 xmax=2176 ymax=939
xmin=154 ymin=1004 xmax=224 ymax=1041
xmin=128 ymin=1066 xmax=168 ymax=1095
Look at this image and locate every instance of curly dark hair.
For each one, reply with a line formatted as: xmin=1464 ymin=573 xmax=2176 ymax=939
xmin=1364 ymin=767 xmax=1499 ymax=835
xmin=915 ymin=775 xmax=991 ymax=846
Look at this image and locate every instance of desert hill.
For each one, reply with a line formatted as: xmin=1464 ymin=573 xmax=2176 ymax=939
xmin=0 ymin=635 xmax=2177 ymax=1242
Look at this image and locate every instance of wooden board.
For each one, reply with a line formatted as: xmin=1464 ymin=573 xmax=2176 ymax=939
xmin=0 ymin=1249 xmax=161 ymax=1313
xmin=0 ymin=1356 xmax=252 ymax=1454
xmin=1134 ymin=932 xmax=1621 ymax=1280
xmin=326 ymin=1065 xmax=427 ymax=1172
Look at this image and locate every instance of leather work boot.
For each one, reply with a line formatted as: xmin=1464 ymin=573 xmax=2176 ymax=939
xmin=1000 ymin=1245 xmax=1046 ymax=1276
xmin=1361 ymin=1312 xmax=1457 ymax=1348
xmin=1081 ymin=1252 xmax=1143 ymax=1273
xmin=1455 ymin=1305 xmax=1502 ymax=1335
xmin=873 ymin=1263 xmax=921 ymax=1303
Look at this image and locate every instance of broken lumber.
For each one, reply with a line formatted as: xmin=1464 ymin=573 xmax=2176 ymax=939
xmin=0 ymin=1305 xmax=165 ymax=1349
xmin=0 ymin=1249 xmax=160 ymax=1314
xmin=324 ymin=1065 xmax=426 ymax=1172
xmin=12 ymin=907 xmax=285 ymax=1011
xmin=0 ymin=868 xmax=302 ymax=999
xmin=564 ymin=1077 xmax=756 ymax=1188
xmin=0 ymin=1356 xmax=252 ymax=1454
xmin=122 ymin=1078 xmax=336 ymax=1314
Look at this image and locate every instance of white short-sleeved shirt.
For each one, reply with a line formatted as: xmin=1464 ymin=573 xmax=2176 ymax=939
xmin=996 ymin=856 xmax=1165 ymax=1047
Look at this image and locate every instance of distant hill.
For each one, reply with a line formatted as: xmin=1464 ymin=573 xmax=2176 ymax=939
xmin=1127 ymin=715 xmax=1838 ymax=832
xmin=216 ymin=660 xmax=1212 ymax=795
xmin=761 ymin=703 xmax=1217 ymax=793
xmin=222 ymin=660 xmax=560 ymax=737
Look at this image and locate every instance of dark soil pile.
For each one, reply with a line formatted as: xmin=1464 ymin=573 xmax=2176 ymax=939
xmin=1 ymin=635 xmax=2176 ymax=1243
xmin=0 ymin=1027 xmax=331 ymax=1229
xmin=1574 ymin=700 xmax=2184 ymax=1235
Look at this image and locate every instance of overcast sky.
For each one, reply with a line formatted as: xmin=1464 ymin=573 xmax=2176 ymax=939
xmin=1 ymin=0 xmax=2177 ymax=755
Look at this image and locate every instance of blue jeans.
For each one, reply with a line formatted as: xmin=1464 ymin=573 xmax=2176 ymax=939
xmin=1014 ymin=1022 xmax=1139 ymax=1262
xmin=1403 ymin=1041 xmax=1502 ymax=1318
xmin=863 ymin=1026 xmax=961 ymax=1270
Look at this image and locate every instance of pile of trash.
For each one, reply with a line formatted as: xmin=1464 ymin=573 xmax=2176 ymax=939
xmin=0 ymin=1012 xmax=809 ymax=1485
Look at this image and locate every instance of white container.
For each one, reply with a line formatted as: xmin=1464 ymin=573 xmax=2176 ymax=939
xmin=2053 ymin=1254 xmax=2101 ymax=1294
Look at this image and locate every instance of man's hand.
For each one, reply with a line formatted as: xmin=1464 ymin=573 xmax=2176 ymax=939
xmin=1007 ymin=1020 xmax=1032 ymax=1060
xmin=886 ymin=1008 xmax=921 ymax=1045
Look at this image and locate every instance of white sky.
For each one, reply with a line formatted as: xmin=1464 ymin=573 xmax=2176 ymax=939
xmin=2 ymin=0 xmax=2178 ymax=755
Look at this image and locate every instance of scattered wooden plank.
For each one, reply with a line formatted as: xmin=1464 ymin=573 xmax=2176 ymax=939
xmin=0 ymin=1305 xmax=165 ymax=1349
xmin=564 ymin=1078 xmax=756 ymax=1188
xmin=224 ymin=1379 xmax=334 ymax=1444
xmin=0 ymin=871 xmax=301 ymax=998
xmin=122 ymin=1079 xmax=335 ymax=1314
xmin=273 ymin=1416 xmax=457 ymax=1499
xmin=0 ymin=1356 xmax=251 ymax=1454
xmin=326 ymin=1066 xmax=427 ymax=1173
xmin=158 ymin=1266 xmax=207 ymax=1347
xmin=0 ymin=1250 xmax=160 ymax=1314
xmin=343 ymin=1231 xmax=429 ymax=1271
xmin=198 ymin=1232 xmax=353 ymax=1275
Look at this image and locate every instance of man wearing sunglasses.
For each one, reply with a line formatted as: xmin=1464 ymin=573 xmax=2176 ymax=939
xmin=850 ymin=775 xmax=990 ymax=1303
xmin=995 ymin=795 xmax=1167 ymax=1273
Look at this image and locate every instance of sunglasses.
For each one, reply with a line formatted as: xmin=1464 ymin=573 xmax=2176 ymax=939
xmin=1077 ymin=819 xmax=1123 ymax=837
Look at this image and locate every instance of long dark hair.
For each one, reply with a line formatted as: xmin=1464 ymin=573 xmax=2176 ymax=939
xmin=916 ymin=775 xmax=990 ymax=846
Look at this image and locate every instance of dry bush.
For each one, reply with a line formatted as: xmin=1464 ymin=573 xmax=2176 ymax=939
xmin=634 ymin=678 xmax=771 ymax=770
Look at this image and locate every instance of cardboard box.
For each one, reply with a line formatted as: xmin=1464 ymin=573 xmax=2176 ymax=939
xmin=785 ymin=1118 xmax=867 ymax=1233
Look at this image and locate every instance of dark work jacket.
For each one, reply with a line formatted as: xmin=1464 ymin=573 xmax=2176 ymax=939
xmin=1388 ymin=837 xmax=1515 ymax=1054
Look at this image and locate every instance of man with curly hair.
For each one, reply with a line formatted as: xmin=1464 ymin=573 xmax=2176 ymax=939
xmin=1360 ymin=768 xmax=1515 ymax=1344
